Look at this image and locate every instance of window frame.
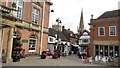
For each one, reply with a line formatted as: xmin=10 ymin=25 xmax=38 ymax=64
xmin=109 ymin=26 xmax=116 ymax=36
xmin=98 ymin=27 xmax=105 ymax=36
xmin=31 ymin=3 xmax=41 ymax=25
xmin=28 ymin=35 xmax=37 ymax=52
xmin=31 ymin=7 xmax=40 ymax=24
xmin=15 ymin=0 xmax=23 ymax=19
xmin=49 ymin=37 xmax=53 ymax=42
xmin=82 ymin=39 xmax=89 ymax=43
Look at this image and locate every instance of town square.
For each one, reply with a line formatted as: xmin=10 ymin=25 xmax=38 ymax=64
xmin=0 ymin=0 xmax=120 ymax=67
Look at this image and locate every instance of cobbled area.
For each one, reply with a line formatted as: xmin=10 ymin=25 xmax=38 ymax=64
xmin=2 ymin=55 xmax=110 ymax=66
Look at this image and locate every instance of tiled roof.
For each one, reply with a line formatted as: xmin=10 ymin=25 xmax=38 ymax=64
xmin=97 ymin=9 xmax=120 ymax=19
xmin=48 ymin=28 xmax=69 ymax=41
xmin=62 ymin=29 xmax=78 ymax=40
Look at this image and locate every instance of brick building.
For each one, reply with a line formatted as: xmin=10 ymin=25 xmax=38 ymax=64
xmin=89 ymin=9 xmax=120 ymax=57
xmin=0 ymin=1 xmax=52 ymax=63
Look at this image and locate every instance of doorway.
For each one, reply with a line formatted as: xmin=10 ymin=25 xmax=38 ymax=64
xmin=12 ymin=32 xmax=21 ymax=57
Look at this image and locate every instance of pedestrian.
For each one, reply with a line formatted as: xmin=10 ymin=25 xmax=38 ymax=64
xmin=77 ymin=51 xmax=80 ymax=56
xmin=69 ymin=51 xmax=72 ymax=55
xmin=52 ymin=50 xmax=58 ymax=59
xmin=57 ymin=50 xmax=61 ymax=59
xmin=21 ymin=49 xmax=25 ymax=58
xmin=41 ymin=51 xmax=47 ymax=59
xmin=95 ymin=55 xmax=99 ymax=62
xmin=84 ymin=54 xmax=87 ymax=63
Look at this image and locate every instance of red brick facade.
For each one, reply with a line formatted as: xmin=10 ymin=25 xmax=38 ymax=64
xmin=89 ymin=13 xmax=120 ymax=56
xmin=1 ymin=1 xmax=52 ymax=57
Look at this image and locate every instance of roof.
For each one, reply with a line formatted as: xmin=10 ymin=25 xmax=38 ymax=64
xmin=48 ymin=28 xmax=68 ymax=41
xmin=48 ymin=28 xmax=57 ymax=37
xmin=80 ymin=32 xmax=90 ymax=39
xmin=77 ymin=30 xmax=90 ymax=38
xmin=62 ymin=29 xmax=78 ymax=40
xmin=97 ymin=9 xmax=120 ymax=19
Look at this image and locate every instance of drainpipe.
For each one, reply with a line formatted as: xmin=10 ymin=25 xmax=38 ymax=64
xmin=0 ymin=19 xmax=2 ymax=67
xmin=40 ymin=1 xmax=45 ymax=55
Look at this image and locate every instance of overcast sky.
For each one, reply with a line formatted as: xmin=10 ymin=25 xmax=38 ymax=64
xmin=49 ymin=0 xmax=120 ymax=33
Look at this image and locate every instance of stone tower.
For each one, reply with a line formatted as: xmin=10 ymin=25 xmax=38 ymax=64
xmin=78 ymin=9 xmax=84 ymax=34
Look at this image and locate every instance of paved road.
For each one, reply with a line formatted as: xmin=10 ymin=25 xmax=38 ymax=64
xmin=2 ymin=55 xmax=109 ymax=66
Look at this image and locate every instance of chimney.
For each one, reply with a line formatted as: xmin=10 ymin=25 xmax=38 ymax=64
xmin=68 ymin=29 xmax=70 ymax=31
xmin=91 ymin=14 xmax=93 ymax=19
xmin=68 ymin=28 xmax=70 ymax=31
xmin=62 ymin=26 xmax=65 ymax=31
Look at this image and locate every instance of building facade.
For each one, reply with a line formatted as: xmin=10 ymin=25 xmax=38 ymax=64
xmin=0 ymin=1 xmax=52 ymax=63
xmin=89 ymin=10 xmax=120 ymax=57
xmin=78 ymin=30 xmax=90 ymax=56
xmin=48 ymin=28 xmax=70 ymax=55
xmin=77 ymin=9 xmax=90 ymax=56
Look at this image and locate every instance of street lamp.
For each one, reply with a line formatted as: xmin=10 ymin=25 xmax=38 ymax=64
xmin=56 ymin=18 xmax=62 ymax=50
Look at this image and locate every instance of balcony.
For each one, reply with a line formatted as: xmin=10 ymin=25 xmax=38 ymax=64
xmin=0 ymin=5 xmax=18 ymax=19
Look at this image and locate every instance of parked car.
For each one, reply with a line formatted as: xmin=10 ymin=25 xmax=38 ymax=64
xmin=46 ymin=48 xmax=52 ymax=56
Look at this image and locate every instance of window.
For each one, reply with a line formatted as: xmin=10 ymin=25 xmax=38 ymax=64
xmin=13 ymin=32 xmax=20 ymax=38
xmin=98 ymin=27 xmax=105 ymax=36
xmin=32 ymin=7 xmax=39 ymax=24
xmin=29 ymin=35 xmax=37 ymax=52
xmin=109 ymin=26 xmax=116 ymax=36
xmin=70 ymin=34 xmax=72 ymax=36
xmin=95 ymin=45 xmax=99 ymax=56
xmin=16 ymin=0 xmax=23 ymax=19
xmin=82 ymin=39 xmax=89 ymax=43
xmin=49 ymin=38 xmax=53 ymax=42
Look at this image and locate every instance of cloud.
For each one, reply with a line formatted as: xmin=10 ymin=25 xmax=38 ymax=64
xmin=49 ymin=0 xmax=119 ymax=33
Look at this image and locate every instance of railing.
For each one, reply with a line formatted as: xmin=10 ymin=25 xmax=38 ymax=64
xmin=0 ymin=5 xmax=11 ymax=14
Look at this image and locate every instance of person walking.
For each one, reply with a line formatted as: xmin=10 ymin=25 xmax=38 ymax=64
xmin=57 ymin=50 xmax=61 ymax=59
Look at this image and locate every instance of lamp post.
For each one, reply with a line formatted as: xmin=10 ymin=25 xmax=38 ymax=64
xmin=56 ymin=18 xmax=62 ymax=50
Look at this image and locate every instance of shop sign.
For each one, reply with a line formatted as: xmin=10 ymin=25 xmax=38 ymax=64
xmin=22 ymin=40 xmax=28 ymax=43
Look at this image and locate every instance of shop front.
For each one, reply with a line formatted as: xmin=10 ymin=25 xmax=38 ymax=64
xmin=94 ymin=45 xmax=119 ymax=57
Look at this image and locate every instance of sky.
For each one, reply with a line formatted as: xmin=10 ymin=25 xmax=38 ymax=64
xmin=49 ymin=0 xmax=120 ymax=33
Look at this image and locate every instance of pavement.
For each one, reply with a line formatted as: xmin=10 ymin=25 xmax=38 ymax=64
xmin=1 ymin=55 xmax=113 ymax=66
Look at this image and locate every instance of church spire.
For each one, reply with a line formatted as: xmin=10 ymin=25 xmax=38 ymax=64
xmin=78 ymin=8 xmax=84 ymax=34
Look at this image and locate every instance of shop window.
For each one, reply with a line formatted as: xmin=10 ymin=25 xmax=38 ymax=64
xmin=105 ymin=46 xmax=108 ymax=56
xmin=100 ymin=46 xmax=103 ymax=55
xmin=109 ymin=26 xmax=116 ymax=36
xmin=32 ymin=7 xmax=39 ymax=24
xmin=110 ymin=46 xmax=113 ymax=56
xmin=115 ymin=46 xmax=119 ymax=57
xmin=95 ymin=45 xmax=99 ymax=55
xmin=98 ymin=27 xmax=105 ymax=36
xmin=29 ymin=35 xmax=37 ymax=52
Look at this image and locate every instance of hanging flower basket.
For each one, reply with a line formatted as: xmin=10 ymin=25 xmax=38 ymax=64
xmin=14 ymin=46 xmax=22 ymax=51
